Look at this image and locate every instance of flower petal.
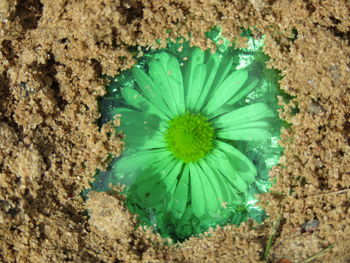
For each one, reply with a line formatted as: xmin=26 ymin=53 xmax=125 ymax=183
xmin=213 ymin=103 xmax=274 ymax=129
xmin=193 ymin=162 xmax=220 ymax=214
xmin=111 ymin=148 xmax=172 ymax=184
xmin=208 ymin=77 xmax=260 ymax=118
xmin=183 ymin=48 xmax=204 ymax=103
xmin=222 ymin=121 xmax=270 ymax=131
xmin=121 ymin=87 xmax=169 ymax=120
xmin=203 ymin=69 xmax=249 ymax=115
xmin=227 ymin=77 xmax=260 ymax=106
xmin=205 ymin=149 xmax=247 ymax=193
xmin=172 ymin=165 xmax=190 ymax=218
xmin=198 ymin=159 xmax=225 ymax=204
xmin=152 ymin=160 xmax=182 ymax=193
xmin=132 ymin=67 xmax=174 ymax=118
xmin=217 ymin=127 xmax=271 ymax=141
xmin=167 ymin=55 xmax=185 ymax=113
xmin=210 ymin=55 xmax=235 ymax=92
xmin=133 ymin=157 xmax=177 ymax=185
xmin=201 ymin=154 xmax=242 ymax=204
xmin=112 ymin=108 xmax=167 ymax=154
xmin=124 ymin=132 xmax=166 ymax=154
xmin=217 ymin=122 xmax=271 ymax=141
xmin=149 ymin=53 xmax=181 ymax=116
xmin=215 ymin=141 xmax=256 ymax=183
xmin=186 ymin=64 xmax=207 ymax=111
xmin=198 ymin=55 xmax=235 ymax=112
xmin=188 ymin=163 xmax=206 ymax=218
xmin=133 ymin=159 xmax=182 ymax=207
xmin=195 ymin=53 xmax=221 ymax=111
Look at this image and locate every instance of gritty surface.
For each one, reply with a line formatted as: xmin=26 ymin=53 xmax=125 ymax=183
xmin=0 ymin=0 xmax=349 ymax=262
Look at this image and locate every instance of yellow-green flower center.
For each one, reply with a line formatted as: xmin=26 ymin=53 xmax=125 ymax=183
xmin=165 ymin=112 xmax=215 ymax=163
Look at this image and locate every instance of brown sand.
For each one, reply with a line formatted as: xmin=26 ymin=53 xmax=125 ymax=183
xmin=0 ymin=0 xmax=349 ymax=262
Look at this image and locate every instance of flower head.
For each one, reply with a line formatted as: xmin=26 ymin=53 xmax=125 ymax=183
xmin=92 ymin=32 xmax=283 ymax=240
xmin=165 ymin=112 xmax=214 ymax=163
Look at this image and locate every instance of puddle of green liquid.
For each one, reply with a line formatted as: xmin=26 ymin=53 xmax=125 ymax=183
xmin=84 ymin=28 xmax=285 ymax=241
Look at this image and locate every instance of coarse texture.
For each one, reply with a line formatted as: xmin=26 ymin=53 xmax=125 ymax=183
xmin=0 ymin=0 xmax=349 ymax=263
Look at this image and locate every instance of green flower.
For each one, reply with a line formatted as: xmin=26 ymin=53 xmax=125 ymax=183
xmin=88 ymin=30 xmax=283 ymax=240
xmin=107 ymin=49 xmax=274 ymax=221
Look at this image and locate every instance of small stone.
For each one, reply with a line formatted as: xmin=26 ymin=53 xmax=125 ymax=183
xmin=307 ymin=100 xmax=324 ymax=115
xmin=301 ymin=219 xmax=320 ymax=233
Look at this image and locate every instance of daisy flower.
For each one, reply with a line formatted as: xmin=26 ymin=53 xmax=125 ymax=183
xmin=92 ymin=32 xmax=282 ymax=240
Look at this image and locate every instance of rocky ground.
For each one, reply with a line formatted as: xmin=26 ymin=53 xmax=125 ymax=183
xmin=0 ymin=0 xmax=349 ymax=262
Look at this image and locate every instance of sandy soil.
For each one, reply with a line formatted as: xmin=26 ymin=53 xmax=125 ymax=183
xmin=0 ymin=0 xmax=349 ymax=262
